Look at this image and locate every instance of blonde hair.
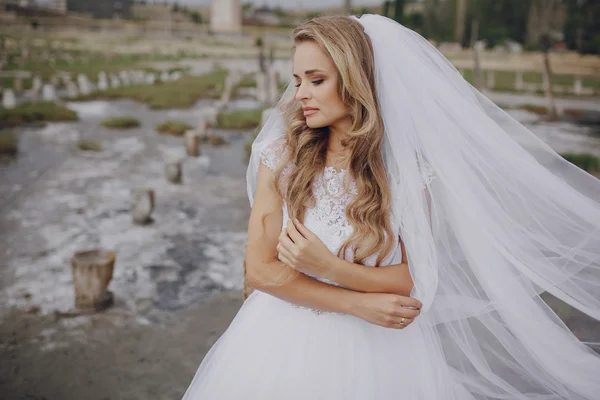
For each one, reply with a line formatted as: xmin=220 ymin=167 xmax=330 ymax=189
xmin=275 ymin=15 xmax=395 ymax=267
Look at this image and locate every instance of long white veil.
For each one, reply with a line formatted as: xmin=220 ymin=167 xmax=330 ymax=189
xmin=247 ymin=14 xmax=600 ymax=399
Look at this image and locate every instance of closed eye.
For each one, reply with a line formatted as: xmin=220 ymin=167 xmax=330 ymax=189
xmin=295 ymin=79 xmax=324 ymax=88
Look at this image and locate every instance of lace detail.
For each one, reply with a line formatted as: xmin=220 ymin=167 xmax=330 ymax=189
xmin=258 ymin=140 xmax=401 ymax=316
xmin=259 ymin=139 xmax=288 ymax=172
xmin=311 ymin=167 xmax=358 ymax=239
xmin=290 ymin=303 xmax=346 ymax=315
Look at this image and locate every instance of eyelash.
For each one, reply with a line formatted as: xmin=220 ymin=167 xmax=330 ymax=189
xmin=295 ymin=79 xmax=324 ymax=88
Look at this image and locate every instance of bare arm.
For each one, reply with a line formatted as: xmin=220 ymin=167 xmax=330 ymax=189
xmin=283 ymin=218 xmax=414 ymax=296
xmin=326 ymin=240 xmax=413 ymax=297
xmin=319 ymin=185 xmax=432 ymax=296
xmin=245 ymin=161 xmax=362 ymax=315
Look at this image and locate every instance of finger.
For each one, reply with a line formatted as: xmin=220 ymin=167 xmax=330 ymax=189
xmin=278 ymin=232 xmax=296 ymax=252
xmin=293 ymin=218 xmax=313 ymax=239
xmin=286 ymin=220 xmax=306 ymax=245
xmin=277 ymin=245 xmax=293 ymax=262
xmin=392 ymin=317 xmax=412 ymax=329
xmin=279 ymin=254 xmax=295 ymax=269
xmin=389 ymin=307 xmax=420 ymax=319
xmin=395 ymin=295 xmax=423 ymax=310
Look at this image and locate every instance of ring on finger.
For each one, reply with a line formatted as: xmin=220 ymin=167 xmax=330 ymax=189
xmin=400 ymin=317 xmax=406 ymax=324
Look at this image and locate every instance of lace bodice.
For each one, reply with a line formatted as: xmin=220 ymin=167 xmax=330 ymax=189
xmin=259 ymin=140 xmax=402 ymax=272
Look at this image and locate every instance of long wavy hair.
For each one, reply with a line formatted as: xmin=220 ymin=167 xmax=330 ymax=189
xmin=274 ymin=15 xmax=395 ymax=266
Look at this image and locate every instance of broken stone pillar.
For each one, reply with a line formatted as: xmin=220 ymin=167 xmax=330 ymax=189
xmin=573 ymin=76 xmax=582 ymax=95
xmin=70 ymin=249 xmax=116 ymax=310
xmin=77 ymin=74 xmax=92 ymax=96
xmin=110 ymin=74 xmax=121 ymax=88
xmin=42 ymin=83 xmax=57 ymax=102
xmin=66 ymin=80 xmax=79 ymax=98
xmin=165 ymin=161 xmax=182 ymax=184
xmin=184 ymin=130 xmax=201 ymax=157
xmin=2 ymin=88 xmax=16 ymax=109
xmin=97 ymin=72 xmax=109 ymax=91
xmin=131 ymin=188 xmax=155 ymax=225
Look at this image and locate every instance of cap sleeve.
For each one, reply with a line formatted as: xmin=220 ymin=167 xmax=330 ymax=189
xmin=260 ymin=139 xmax=288 ymax=172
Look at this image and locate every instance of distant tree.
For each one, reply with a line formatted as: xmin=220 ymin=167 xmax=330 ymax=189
xmin=344 ymin=0 xmax=352 ymax=13
xmin=455 ymin=0 xmax=467 ymax=43
xmin=539 ymin=32 xmax=559 ymax=120
xmin=463 ymin=0 xmax=531 ymax=48
xmin=404 ymin=12 xmax=425 ymax=33
xmin=172 ymin=3 xmax=179 ymax=13
xmin=190 ymin=11 xmax=202 ymax=24
xmin=564 ymin=0 xmax=600 ymax=54
xmin=393 ymin=0 xmax=405 ymax=23
xmin=272 ymin=6 xmax=287 ymax=17
xmin=383 ymin=1 xmax=391 ymax=18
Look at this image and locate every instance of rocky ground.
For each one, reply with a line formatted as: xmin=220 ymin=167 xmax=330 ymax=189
xmin=1 ymin=93 xmax=599 ymax=400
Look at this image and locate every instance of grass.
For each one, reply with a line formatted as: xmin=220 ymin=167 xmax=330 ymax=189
xmin=202 ymin=134 xmax=229 ymax=146
xmin=3 ymin=53 xmax=152 ymax=84
xmin=459 ymin=69 xmax=600 ymax=94
xmin=520 ymin=104 xmax=549 ymax=114
xmin=0 ymin=130 xmax=18 ymax=155
xmin=233 ymin=72 xmax=258 ymax=98
xmin=100 ymin=117 xmax=140 ymax=129
xmin=0 ymin=102 xmax=78 ymax=129
xmin=79 ymin=69 xmax=228 ymax=109
xmin=215 ymin=108 xmax=264 ymax=130
xmin=560 ymin=153 xmax=600 ymax=173
xmin=156 ymin=120 xmax=193 ymax=136
xmin=77 ymin=139 xmax=102 ymax=152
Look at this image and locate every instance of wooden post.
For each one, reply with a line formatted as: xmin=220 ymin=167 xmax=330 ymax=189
xmin=515 ymin=70 xmax=524 ymax=91
xmin=71 ymin=249 xmax=116 ymax=310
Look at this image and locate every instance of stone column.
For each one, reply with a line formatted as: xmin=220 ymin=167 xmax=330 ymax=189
xmin=210 ymin=0 xmax=242 ymax=33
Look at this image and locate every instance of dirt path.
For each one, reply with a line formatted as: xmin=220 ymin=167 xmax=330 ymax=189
xmin=0 ymin=290 xmax=243 ymax=400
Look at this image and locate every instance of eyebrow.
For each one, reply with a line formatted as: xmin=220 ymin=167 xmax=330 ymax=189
xmin=292 ymin=69 xmax=326 ymax=78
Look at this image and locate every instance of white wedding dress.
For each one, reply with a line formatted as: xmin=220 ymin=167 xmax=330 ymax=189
xmin=181 ymin=142 xmax=461 ymax=400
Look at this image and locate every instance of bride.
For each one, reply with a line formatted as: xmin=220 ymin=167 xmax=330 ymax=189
xmin=182 ymin=14 xmax=600 ymax=399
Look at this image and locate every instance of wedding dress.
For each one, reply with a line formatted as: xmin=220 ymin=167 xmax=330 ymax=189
xmin=181 ymin=141 xmax=458 ymax=400
xmin=181 ymin=13 xmax=600 ymax=400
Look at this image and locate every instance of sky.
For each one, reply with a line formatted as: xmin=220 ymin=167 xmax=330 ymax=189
xmin=194 ymin=0 xmax=385 ymax=9
xmin=33 ymin=0 xmax=391 ymax=11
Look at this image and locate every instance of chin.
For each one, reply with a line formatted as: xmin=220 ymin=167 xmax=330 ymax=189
xmin=306 ymin=117 xmax=328 ymax=129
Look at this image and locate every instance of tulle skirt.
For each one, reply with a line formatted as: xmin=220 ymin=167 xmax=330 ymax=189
xmin=181 ymin=290 xmax=466 ymax=400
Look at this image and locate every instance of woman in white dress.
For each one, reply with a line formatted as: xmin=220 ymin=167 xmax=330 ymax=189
xmin=182 ymin=14 xmax=600 ymax=399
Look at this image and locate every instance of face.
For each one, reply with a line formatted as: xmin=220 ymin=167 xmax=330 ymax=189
xmin=293 ymin=41 xmax=350 ymax=130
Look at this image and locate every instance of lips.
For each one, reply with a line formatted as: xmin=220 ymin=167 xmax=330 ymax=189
xmin=303 ymin=107 xmax=319 ymax=117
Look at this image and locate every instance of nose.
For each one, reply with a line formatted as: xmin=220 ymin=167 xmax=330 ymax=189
xmin=294 ymin=81 xmax=310 ymax=102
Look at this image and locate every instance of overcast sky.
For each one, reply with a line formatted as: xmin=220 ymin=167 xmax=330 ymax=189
xmin=198 ymin=0 xmax=384 ymax=9
xmin=33 ymin=0 xmax=388 ymax=10
xmin=158 ymin=0 xmax=385 ymax=9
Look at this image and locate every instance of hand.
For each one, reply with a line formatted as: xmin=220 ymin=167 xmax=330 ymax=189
xmin=277 ymin=218 xmax=335 ymax=279
xmin=351 ymin=292 xmax=422 ymax=329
